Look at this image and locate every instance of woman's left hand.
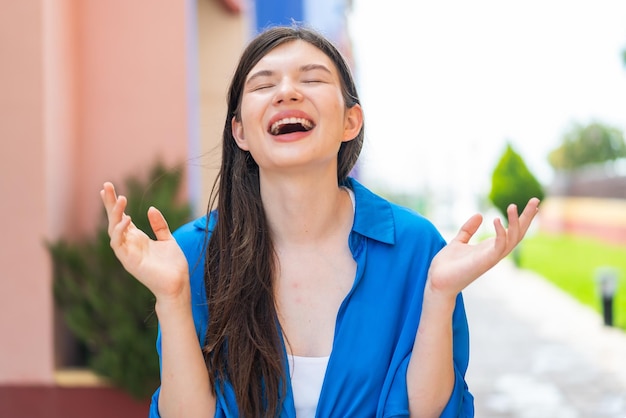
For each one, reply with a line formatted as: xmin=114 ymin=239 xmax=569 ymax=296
xmin=427 ymin=198 xmax=540 ymax=300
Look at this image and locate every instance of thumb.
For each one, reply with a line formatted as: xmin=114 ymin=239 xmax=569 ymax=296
xmin=147 ymin=206 xmax=173 ymax=241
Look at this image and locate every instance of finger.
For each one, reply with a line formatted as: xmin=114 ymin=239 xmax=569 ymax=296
xmin=105 ymin=195 xmax=128 ymax=237
xmin=100 ymin=182 xmax=118 ymax=214
xmin=101 ymin=182 xmax=127 ymax=234
xmin=148 ymin=206 xmax=173 ymax=241
xmin=506 ymin=203 xmax=520 ymax=245
xmin=492 ymin=217 xmax=508 ymax=254
xmin=508 ymin=198 xmax=540 ymax=250
xmin=110 ymin=213 xmax=132 ymax=249
xmin=518 ymin=197 xmax=540 ymax=232
xmin=452 ymin=213 xmax=483 ymax=244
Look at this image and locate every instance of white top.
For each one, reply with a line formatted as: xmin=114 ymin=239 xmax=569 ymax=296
xmin=343 ymin=186 xmax=355 ymax=211
xmin=288 ymin=354 xmax=330 ymax=418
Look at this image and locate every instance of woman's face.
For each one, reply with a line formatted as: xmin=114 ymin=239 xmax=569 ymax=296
xmin=231 ymin=40 xmax=362 ymax=177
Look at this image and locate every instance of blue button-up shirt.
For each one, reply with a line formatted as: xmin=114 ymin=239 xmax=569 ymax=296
xmin=149 ymin=178 xmax=474 ymax=417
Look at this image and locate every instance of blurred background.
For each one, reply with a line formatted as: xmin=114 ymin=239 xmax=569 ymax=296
xmin=1 ymin=0 xmax=625 ymax=416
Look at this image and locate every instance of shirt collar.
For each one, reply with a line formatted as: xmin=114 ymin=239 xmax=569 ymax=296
xmin=193 ymin=211 xmax=214 ymax=230
xmin=192 ymin=177 xmax=396 ymax=245
xmin=345 ymin=177 xmax=395 ymax=245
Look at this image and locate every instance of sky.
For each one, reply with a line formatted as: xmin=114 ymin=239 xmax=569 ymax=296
xmin=348 ymin=0 xmax=626 ymax=221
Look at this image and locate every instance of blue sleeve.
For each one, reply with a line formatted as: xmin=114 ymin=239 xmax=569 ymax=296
xmin=149 ymin=386 xmax=162 ymax=417
xmin=147 ymin=217 xmax=211 ymax=417
xmin=381 ymin=293 xmax=474 ymax=418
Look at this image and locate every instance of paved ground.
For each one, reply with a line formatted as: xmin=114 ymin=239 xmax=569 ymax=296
xmin=464 ymin=260 xmax=626 ymax=418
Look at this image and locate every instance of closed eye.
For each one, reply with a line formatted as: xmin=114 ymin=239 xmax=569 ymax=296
xmin=250 ymin=84 xmax=274 ymax=91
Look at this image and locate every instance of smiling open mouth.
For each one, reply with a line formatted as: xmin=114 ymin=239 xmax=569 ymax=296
xmin=269 ymin=117 xmax=315 ymax=135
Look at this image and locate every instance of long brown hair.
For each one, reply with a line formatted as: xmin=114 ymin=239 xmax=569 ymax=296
xmin=203 ymin=25 xmax=364 ymax=417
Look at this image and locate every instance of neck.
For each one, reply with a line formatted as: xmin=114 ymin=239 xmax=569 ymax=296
xmin=260 ymin=171 xmax=352 ymax=247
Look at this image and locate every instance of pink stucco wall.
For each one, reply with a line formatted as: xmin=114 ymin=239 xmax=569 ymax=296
xmin=75 ymin=0 xmax=190 ymax=233
xmin=0 ymin=0 xmax=190 ymax=383
xmin=0 ymin=0 xmax=56 ymax=384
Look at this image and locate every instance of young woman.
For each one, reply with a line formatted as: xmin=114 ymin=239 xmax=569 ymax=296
xmin=101 ymin=26 xmax=539 ymax=418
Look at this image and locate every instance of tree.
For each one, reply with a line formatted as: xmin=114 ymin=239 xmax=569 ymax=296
xmin=548 ymin=122 xmax=626 ymax=170
xmin=48 ymin=162 xmax=191 ymax=399
xmin=489 ymin=143 xmax=545 ymax=218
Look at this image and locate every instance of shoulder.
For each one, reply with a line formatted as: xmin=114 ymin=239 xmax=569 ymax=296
xmin=172 ymin=212 xmax=216 ymax=291
xmin=390 ymin=200 xmax=443 ymax=243
xmin=172 ymin=213 xmax=215 ymax=322
xmin=347 ymin=177 xmax=444 ymax=248
xmin=172 ymin=211 xmax=216 ymax=253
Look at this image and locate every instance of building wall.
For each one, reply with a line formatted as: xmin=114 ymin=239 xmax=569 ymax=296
xmin=0 ymin=0 xmax=56 ymax=385
xmin=540 ymin=197 xmax=626 ymax=245
xmin=73 ymin=0 xmax=191 ymax=232
xmin=0 ymin=0 xmax=246 ymax=399
xmin=1 ymin=0 xmax=193 ymax=383
xmin=196 ymin=0 xmax=250 ymax=214
xmin=542 ymin=166 xmax=626 ymax=244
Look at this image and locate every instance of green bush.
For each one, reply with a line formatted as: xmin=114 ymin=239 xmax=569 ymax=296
xmin=489 ymin=143 xmax=545 ymax=218
xmin=49 ymin=162 xmax=192 ymax=399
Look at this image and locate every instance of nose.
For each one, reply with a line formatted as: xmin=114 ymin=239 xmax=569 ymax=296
xmin=273 ymin=77 xmax=302 ymax=105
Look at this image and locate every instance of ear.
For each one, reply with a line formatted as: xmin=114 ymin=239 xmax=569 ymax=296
xmin=342 ymin=104 xmax=363 ymax=142
xmin=231 ymin=116 xmax=249 ymax=151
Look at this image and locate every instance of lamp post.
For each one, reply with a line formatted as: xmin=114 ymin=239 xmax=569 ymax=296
xmin=595 ymin=267 xmax=619 ymax=326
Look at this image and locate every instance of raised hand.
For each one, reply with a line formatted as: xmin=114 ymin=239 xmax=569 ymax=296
xmin=427 ymin=198 xmax=540 ymax=299
xmin=100 ymin=182 xmax=189 ymax=301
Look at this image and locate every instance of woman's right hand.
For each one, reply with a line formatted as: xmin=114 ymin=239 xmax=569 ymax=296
xmin=100 ymin=182 xmax=190 ymax=301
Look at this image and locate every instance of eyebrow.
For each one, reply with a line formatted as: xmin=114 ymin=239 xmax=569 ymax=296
xmin=299 ymin=63 xmax=332 ymax=75
xmin=245 ymin=64 xmax=332 ymax=86
xmin=246 ymin=70 xmax=274 ymax=85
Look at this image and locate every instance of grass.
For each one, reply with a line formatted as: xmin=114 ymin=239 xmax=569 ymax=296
xmin=518 ymin=233 xmax=626 ymax=330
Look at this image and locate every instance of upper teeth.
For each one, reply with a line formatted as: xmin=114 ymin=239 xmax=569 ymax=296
xmin=270 ymin=117 xmax=314 ymax=135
